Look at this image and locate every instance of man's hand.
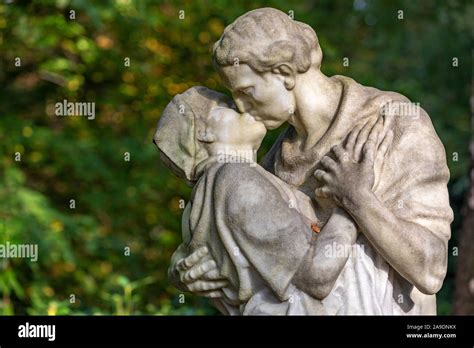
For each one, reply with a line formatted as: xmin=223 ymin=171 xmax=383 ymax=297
xmin=314 ymin=117 xmax=393 ymax=209
xmin=313 ymin=115 xmax=448 ymax=295
xmin=168 ymin=246 xmax=228 ymax=298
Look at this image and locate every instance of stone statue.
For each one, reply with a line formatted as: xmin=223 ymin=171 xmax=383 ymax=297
xmin=154 ymin=8 xmax=453 ymax=315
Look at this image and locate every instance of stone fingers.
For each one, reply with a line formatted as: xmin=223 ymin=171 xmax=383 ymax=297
xmin=314 ymin=169 xmax=333 ymax=184
xmin=195 ymin=290 xmax=224 ymax=298
xmin=353 ymin=120 xmax=376 ymax=161
xmin=200 ymin=268 xmax=226 ymax=281
xmin=320 ymin=156 xmax=338 ymax=173
xmin=315 ymin=186 xmax=332 ymax=199
xmin=377 ymin=129 xmax=394 ymax=159
xmin=182 ymin=259 xmax=218 ymax=283
xmin=187 ymin=280 xmax=228 ymax=292
xmin=176 ymin=246 xmax=209 ymax=272
xmin=345 ymin=123 xmax=364 ymax=154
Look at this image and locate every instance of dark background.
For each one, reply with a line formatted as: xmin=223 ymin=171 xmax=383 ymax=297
xmin=0 ymin=0 xmax=472 ymax=315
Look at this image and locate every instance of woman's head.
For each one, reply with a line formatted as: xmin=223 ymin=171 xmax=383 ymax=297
xmin=154 ymin=86 xmax=266 ymax=182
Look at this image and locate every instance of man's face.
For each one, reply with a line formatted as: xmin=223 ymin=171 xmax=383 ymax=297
xmin=206 ymin=106 xmax=266 ymax=149
xmin=219 ymin=64 xmax=294 ymax=130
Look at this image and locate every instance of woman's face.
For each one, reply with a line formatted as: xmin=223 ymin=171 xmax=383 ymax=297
xmin=206 ymin=105 xmax=267 ymax=149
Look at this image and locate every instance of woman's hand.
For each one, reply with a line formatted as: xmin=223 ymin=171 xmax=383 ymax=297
xmin=168 ymin=246 xmax=228 ymax=298
xmin=314 ymin=117 xmax=393 ymax=210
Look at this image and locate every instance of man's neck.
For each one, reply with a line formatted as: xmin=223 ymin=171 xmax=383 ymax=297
xmin=291 ymin=69 xmax=342 ymax=151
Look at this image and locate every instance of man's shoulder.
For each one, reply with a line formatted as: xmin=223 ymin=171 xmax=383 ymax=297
xmin=341 ymin=77 xmax=447 ymax=162
xmin=379 ymin=98 xmax=442 ymax=150
xmin=347 ymin=78 xmax=440 ymax=144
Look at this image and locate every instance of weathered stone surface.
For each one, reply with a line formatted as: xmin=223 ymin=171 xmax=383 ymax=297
xmin=154 ymin=8 xmax=453 ymax=315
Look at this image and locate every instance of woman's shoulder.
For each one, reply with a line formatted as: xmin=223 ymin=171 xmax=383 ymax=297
xmin=214 ymin=162 xmax=262 ymax=185
xmin=213 ymin=162 xmax=275 ymax=204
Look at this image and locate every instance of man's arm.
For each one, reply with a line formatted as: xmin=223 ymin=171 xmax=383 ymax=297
xmin=342 ymin=190 xmax=448 ymax=294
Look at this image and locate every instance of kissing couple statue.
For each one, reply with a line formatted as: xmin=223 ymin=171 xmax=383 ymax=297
xmin=153 ymin=8 xmax=453 ymax=315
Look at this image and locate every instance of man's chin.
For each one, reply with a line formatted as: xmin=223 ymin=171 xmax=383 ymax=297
xmin=264 ymin=120 xmax=284 ymax=130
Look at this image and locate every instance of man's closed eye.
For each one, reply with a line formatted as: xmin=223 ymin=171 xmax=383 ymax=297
xmin=240 ymin=87 xmax=254 ymax=96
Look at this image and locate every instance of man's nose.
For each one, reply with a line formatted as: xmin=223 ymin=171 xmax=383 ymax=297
xmin=234 ymin=97 xmax=252 ymax=114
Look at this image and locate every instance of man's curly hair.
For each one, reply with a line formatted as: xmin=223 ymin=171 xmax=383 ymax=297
xmin=213 ymin=8 xmax=323 ymax=73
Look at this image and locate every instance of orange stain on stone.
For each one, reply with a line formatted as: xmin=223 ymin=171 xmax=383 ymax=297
xmin=311 ymin=223 xmax=321 ymax=233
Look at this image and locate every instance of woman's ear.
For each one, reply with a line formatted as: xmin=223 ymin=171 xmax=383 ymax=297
xmin=196 ymin=129 xmax=216 ymax=143
xmin=272 ymin=63 xmax=296 ymax=90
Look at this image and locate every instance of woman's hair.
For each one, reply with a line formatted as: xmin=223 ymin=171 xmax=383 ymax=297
xmin=213 ymin=8 xmax=322 ymax=73
xmin=153 ymin=86 xmax=233 ymax=182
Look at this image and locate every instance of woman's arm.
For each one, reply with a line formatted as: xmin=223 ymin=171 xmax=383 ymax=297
xmin=214 ymin=163 xmax=317 ymax=301
xmin=168 ymin=203 xmax=228 ymax=297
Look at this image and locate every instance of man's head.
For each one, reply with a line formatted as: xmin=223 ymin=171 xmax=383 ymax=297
xmin=213 ymin=8 xmax=323 ymax=129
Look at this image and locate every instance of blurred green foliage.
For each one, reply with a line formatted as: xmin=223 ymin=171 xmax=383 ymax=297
xmin=0 ymin=0 xmax=471 ymax=315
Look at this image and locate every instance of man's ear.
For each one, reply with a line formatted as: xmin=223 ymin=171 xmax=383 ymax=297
xmin=272 ymin=63 xmax=296 ymax=90
xmin=196 ymin=129 xmax=216 ymax=143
